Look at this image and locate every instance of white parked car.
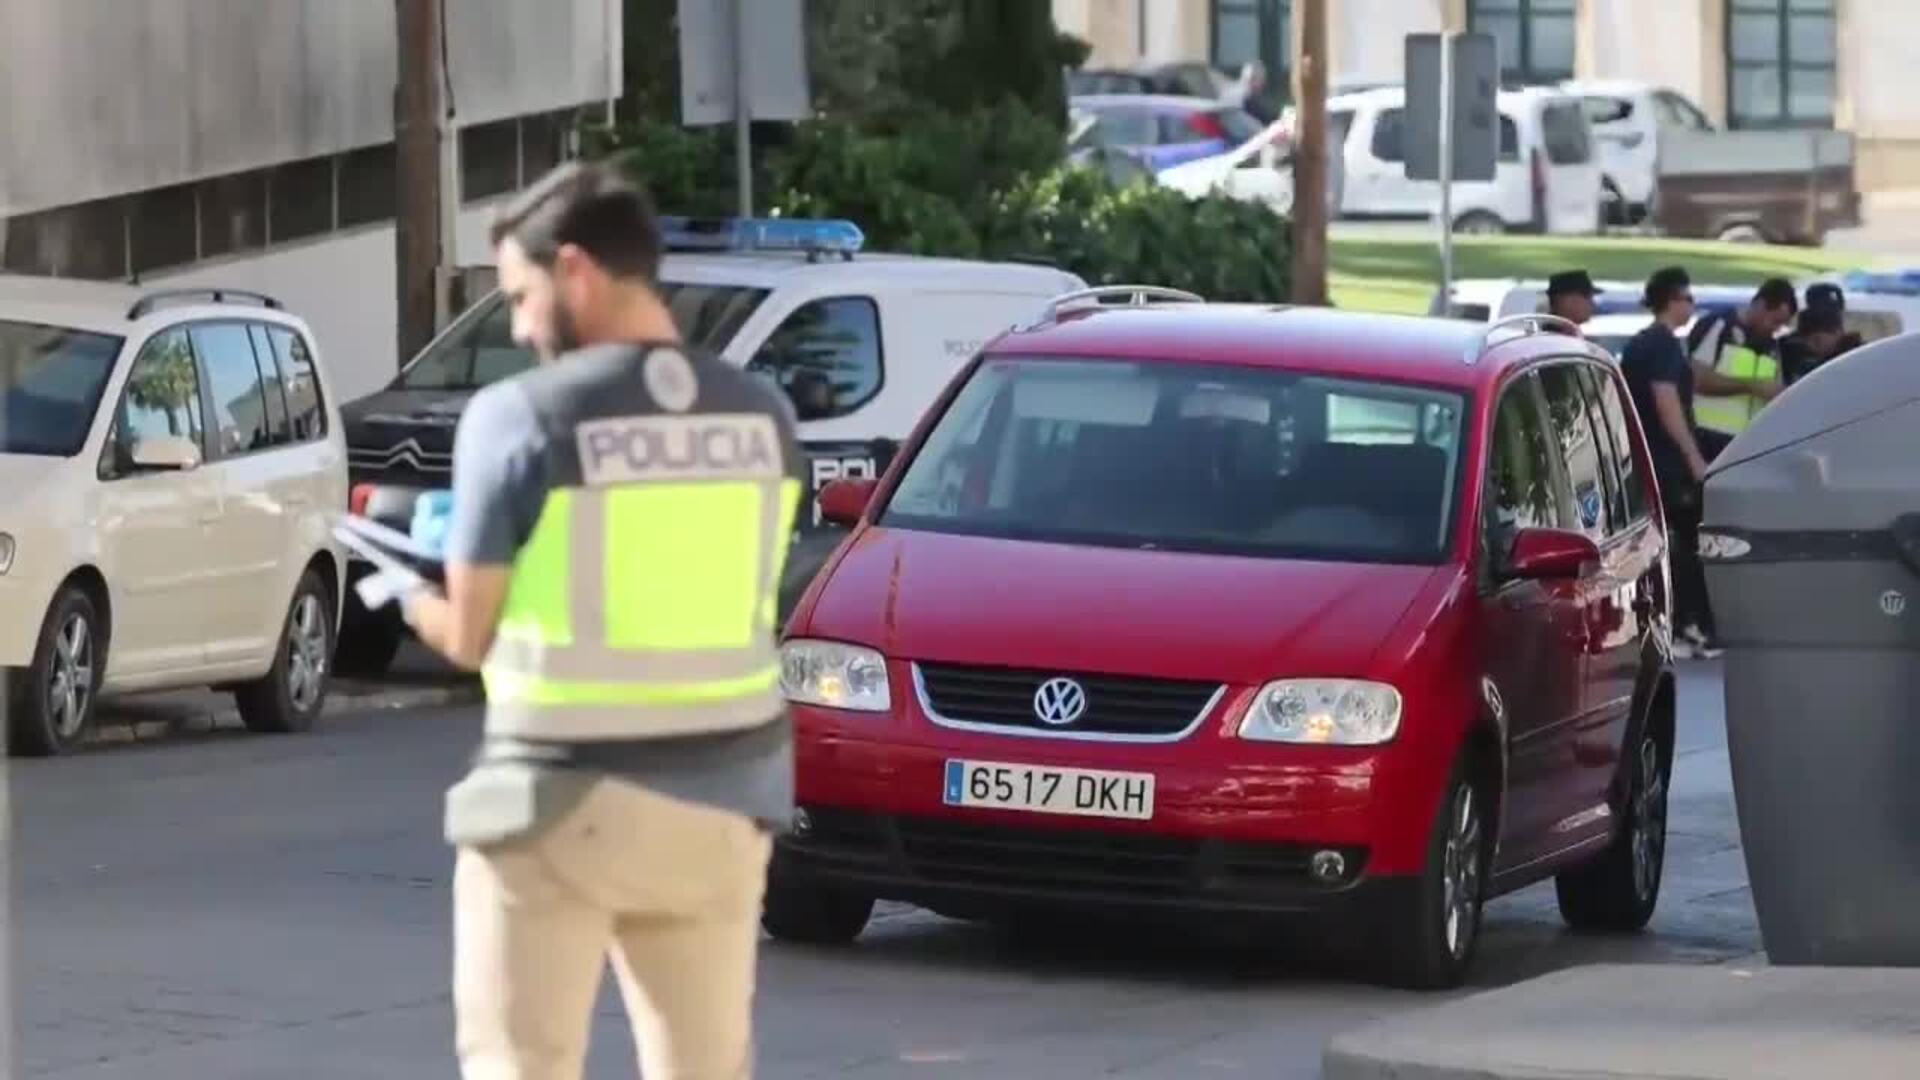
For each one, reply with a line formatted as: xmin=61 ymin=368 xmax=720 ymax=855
xmin=1561 ymin=79 xmax=1715 ymax=225
xmin=0 ymin=278 xmax=347 ymax=756
xmin=1157 ymin=117 xmax=1295 ymax=213
xmin=1323 ymin=85 xmax=1604 ymax=235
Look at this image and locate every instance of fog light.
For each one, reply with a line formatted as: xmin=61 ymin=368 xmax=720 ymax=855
xmin=1309 ymin=849 xmax=1347 ymax=884
xmin=792 ymin=808 xmax=812 ymax=836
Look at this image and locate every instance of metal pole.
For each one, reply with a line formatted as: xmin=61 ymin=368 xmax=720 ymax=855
xmin=1290 ymin=0 xmax=1329 ymax=305
xmin=1437 ymin=29 xmax=1455 ymax=316
xmin=731 ymin=0 xmax=753 ymax=217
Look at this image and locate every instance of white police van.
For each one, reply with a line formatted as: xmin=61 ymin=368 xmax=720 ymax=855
xmin=337 ymin=217 xmax=1088 ymax=673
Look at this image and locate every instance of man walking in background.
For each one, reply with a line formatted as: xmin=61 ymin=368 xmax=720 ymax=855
xmin=402 ymin=161 xmax=805 ymax=1078
xmin=1620 ymin=266 xmax=1718 ymax=659
xmin=1544 ymin=269 xmax=1602 ymax=333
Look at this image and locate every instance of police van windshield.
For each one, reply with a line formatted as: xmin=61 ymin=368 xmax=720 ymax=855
xmin=394 ymin=283 xmax=769 ymax=391
xmin=882 ymin=357 xmax=1467 ymax=564
xmin=1 ymin=320 xmax=122 ymax=457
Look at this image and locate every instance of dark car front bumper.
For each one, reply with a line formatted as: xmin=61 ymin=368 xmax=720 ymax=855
xmin=771 ymin=806 xmax=1408 ymax=922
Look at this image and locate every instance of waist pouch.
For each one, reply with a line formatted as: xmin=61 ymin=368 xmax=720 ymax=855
xmin=444 ymin=760 xmax=598 ymax=849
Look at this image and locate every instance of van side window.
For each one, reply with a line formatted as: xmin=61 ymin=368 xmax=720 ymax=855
xmin=1536 ymin=363 xmax=1611 ymax=540
xmin=192 ymin=323 xmax=274 ymax=457
xmin=1541 ymin=100 xmax=1593 ymax=165
xmin=247 ymin=325 xmax=292 ymax=447
xmin=268 ymin=327 xmax=327 ymax=441
xmin=1371 ymin=108 xmax=1405 ymax=162
xmin=1589 ymin=365 xmax=1649 ymax=525
xmin=747 ymin=297 xmax=884 ymax=422
xmin=106 ymin=328 xmax=206 ymax=476
xmin=1485 ymin=373 xmax=1567 ymax=565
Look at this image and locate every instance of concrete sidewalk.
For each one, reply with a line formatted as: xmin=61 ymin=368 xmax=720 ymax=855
xmin=1322 ymin=963 xmax=1920 ymax=1079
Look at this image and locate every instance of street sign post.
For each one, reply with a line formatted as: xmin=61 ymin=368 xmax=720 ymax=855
xmin=1404 ymin=32 xmax=1499 ymax=317
xmin=677 ymin=0 xmax=812 ymax=217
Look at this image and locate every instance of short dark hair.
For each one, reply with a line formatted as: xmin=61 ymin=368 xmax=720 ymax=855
xmin=1754 ymin=277 xmax=1799 ymax=314
xmin=1643 ymin=266 xmax=1691 ymax=312
xmin=1797 ymin=305 xmax=1844 ymax=336
xmin=489 ymin=161 xmax=662 ymax=282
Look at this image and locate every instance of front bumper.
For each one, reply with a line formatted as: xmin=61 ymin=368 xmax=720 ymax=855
xmin=783 ymin=693 xmax=1441 ymax=916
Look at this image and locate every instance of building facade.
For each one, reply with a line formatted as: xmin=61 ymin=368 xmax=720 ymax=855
xmin=0 ymin=0 xmax=621 ymax=400
xmin=1054 ymin=0 xmax=1915 ymax=192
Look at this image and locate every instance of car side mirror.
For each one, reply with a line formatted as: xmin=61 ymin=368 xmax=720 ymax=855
xmin=1506 ymin=527 xmax=1600 ymax=579
xmin=129 ymin=434 xmax=201 ymax=471
xmin=818 ymin=478 xmax=877 ymax=528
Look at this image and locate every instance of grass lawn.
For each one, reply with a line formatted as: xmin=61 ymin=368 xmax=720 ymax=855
xmin=1327 ymin=231 xmax=1877 ymax=315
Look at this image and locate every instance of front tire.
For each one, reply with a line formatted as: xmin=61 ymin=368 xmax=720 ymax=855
xmin=1555 ymin=729 xmax=1669 ymax=931
xmin=235 ymin=569 xmax=333 ymax=735
xmin=1371 ymin=759 xmax=1489 ymax=990
xmin=9 ymin=585 xmax=104 ymax=757
xmin=761 ymin=873 xmax=874 ymax=945
xmin=1452 ymin=210 xmax=1505 ymax=236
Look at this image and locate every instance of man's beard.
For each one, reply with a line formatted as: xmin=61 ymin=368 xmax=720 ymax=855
xmin=545 ymin=303 xmax=583 ymax=360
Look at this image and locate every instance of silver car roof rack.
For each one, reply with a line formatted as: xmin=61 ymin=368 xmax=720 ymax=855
xmin=1467 ymin=312 xmax=1583 ymax=363
xmin=127 ymin=287 xmax=282 ymax=320
xmin=1036 ymin=284 xmax=1205 ymax=325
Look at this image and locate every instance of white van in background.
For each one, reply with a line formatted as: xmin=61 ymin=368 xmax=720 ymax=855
xmin=1325 ymin=85 xmax=1604 ymax=235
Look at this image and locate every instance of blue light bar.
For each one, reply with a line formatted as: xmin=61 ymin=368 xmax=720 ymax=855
xmin=1841 ymin=268 xmax=1920 ymax=297
xmin=657 ymin=216 xmax=865 ymax=257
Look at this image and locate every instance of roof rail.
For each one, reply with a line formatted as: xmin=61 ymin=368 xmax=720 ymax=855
xmin=127 ymin=287 xmax=281 ymax=321
xmin=1467 ymin=312 xmax=1582 ymax=363
xmin=1038 ymin=284 xmax=1203 ymax=324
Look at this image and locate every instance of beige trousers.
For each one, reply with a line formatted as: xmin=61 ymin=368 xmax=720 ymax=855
xmin=452 ymin=777 xmax=771 ymax=1080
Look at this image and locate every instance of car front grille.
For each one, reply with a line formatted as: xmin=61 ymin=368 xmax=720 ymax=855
xmin=914 ymin=662 xmax=1221 ymax=739
xmin=791 ymin=809 xmax=1363 ymax=902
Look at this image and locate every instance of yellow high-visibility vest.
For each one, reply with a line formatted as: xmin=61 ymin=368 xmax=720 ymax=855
xmin=481 ymin=411 xmax=802 ymax=742
xmin=1694 ymin=342 xmax=1778 ymax=436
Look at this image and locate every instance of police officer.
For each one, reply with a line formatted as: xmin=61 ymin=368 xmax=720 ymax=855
xmin=402 ymin=161 xmax=804 ymax=1079
xmin=1544 ymin=269 xmax=1602 ymax=332
xmin=1686 ymin=277 xmax=1796 ymax=461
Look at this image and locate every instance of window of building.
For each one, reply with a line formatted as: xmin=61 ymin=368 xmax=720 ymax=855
xmin=1726 ymin=0 xmax=1836 ymax=129
xmin=462 ymin=118 xmax=522 ymax=201
xmin=198 ymin=172 xmax=268 ymax=260
xmin=746 ymin=297 xmax=884 ymax=421
xmin=131 ymin=183 xmax=199 ymax=275
xmin=1469 ymin=0 xmax=1576 ymax=84
xmin=338 ymin=144 xmax=397 ymax=228
xmin=268 ymin=156 xmax=335 ymax=243
xmin=1210 ymin=1 xmax=1289 ymax=95
xmin=1 ymin=199 xmax=128 ymax=280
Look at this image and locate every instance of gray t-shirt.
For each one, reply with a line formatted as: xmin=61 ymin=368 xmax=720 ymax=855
xmin=443 ymin=342 xmax=800 ymax=830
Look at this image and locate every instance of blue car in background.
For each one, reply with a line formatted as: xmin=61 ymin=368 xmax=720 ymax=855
xmin=1068 ymin=93 xmax=1267 ymax=173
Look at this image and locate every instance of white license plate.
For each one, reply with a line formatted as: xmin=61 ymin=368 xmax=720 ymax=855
xmin=942 ymin=759 xmax=1154 ymax=820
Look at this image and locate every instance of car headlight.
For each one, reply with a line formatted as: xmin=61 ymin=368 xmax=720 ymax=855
xmin=1240 ymin=679 xmax=1401 ymax=745
xmin=0 ymin=532 xmax=14 ymax=576
xmin=779 ymin=639 xmax=891 ymax=712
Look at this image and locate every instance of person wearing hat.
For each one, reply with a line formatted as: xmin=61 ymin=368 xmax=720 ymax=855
xmin=1544 ymin=270 xmax=1601 ymax=331
xmin=1779 ymin=304 xmax=1850 ymax=386
xmin=1803 ymin=282 xmax=1864 ymax=355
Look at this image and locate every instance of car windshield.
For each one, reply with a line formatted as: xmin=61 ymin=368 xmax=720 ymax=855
xmin=393 ymin=282 xmax=769 ymax=391
xmin=882 ymin=357 xmax=1468 ymax=564
xmin=0 ymin=320 xmax=122 ymax=456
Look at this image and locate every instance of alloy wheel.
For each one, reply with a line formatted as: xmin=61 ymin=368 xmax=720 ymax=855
xmin=285 ymin=593 xmax=329 ymax=713
xmin=45 ymin=612 xmax=95 ymax=740
xmin=1440 ymin=783 xmax=1484 ymax=960
xmin=1631 ymin=737 xmax=1669 ymax=901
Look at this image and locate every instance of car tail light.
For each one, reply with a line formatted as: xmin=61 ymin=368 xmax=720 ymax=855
xmin=349 ymin=483 xmax=375 ymax=517
xmin=1186 ymin=111 xmax=1228 ymax=140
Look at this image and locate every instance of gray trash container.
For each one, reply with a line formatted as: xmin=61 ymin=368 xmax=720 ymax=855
xmin=1702 ymin=331 xmax=1920 ymax=966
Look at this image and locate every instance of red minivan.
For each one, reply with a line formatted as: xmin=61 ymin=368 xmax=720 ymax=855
xmin=769 ymin=293 xmax=1675 ymax=989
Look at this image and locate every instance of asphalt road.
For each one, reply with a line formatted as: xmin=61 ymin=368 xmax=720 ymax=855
xmin=9 ymin=661 xmax=1753 ymax=1078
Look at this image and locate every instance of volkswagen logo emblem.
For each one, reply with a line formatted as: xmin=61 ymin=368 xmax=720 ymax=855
xmin=1032 ymin=677 xmax=1088 ymax=726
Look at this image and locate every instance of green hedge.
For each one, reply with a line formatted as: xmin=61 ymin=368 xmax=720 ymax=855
xmin=584 ymin=107 xmax=1291 ymax=303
